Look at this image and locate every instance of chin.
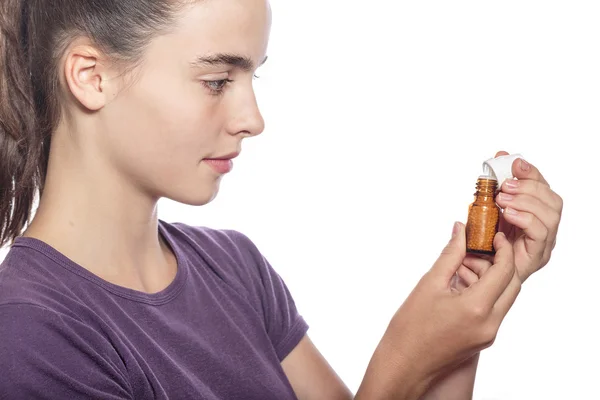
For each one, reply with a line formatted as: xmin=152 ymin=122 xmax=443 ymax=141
xmin=171 ymin=188 xmax=219 ymax=206
xmin=167 ymin=182 xmax=221 ymax=206
xmin=153 ymin=171 xmax=223 ymax=206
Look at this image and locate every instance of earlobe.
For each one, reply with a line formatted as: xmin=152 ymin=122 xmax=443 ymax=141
xmin=63 ymin=45 xmax=108 ymax=111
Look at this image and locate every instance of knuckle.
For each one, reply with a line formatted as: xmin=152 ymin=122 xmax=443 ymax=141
xmin=440 ymin=243 xmax=456 ymax=257
xmin=541 ymin=248 xmax=551 ymax=268
xmin=556 ymin=194 xmax=564 ymax=212
xmin=541 ymin=257 xmax=550 ymax=269
xmin=541 ymin=225 xmax=550 ymax=241
xmin=535 ymin=181 xmax=545 ymax=196
xmin=480 ymin=324 xmax=498 ymax=347
xmin=470 ymin=305 xmax=489 ymax=321
xmin=523 ymin=212 xmax=535 ymax=226
xmin=551 ymin=208 xmax=561 ymax=224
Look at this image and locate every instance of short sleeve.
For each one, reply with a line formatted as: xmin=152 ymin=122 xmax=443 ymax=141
xmin=0 ymin=303 xmax=133 ymax=399
xmin=226 ymin=230 xmax=309 ymax=361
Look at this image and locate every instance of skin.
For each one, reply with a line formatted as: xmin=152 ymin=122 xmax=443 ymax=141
xmin=20 ymin=0 xmax=563 ymax=397
xmin=24 ymin=0 xmax=269 ymax=292
xmin=401 ymin=152 xmax=563 ymax=400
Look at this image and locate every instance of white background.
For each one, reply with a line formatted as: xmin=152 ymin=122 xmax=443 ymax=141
xmin=2 ymin=1 xmax=599 ymax=399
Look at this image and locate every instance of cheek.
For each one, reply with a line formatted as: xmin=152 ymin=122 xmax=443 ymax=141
xmin=104 ymin=75 xmax=222 ymax=190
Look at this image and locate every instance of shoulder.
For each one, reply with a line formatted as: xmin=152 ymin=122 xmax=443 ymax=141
xmin=160 ymin=219 xmax=266 ymax=275
xmin=161 ymin=219 xmax=260 ymax=255
xmin=0 ymin=302 xmax=89 ymax=338
xmin=161 ymin=221 xmax=295 ymax=308
xmin=0 ymin=297 xmax=115 ymax=354
xmin=0 ymin=245 xmax=62 ymax=309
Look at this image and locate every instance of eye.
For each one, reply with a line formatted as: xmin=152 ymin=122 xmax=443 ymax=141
xmin=202 ymin=75 xmax=261 ymax=97
xmin=202 ymin=79 xmax=233 ymax=96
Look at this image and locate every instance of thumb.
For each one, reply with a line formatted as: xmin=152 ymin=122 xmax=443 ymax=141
xmin=430 ymin=221 xmax=467 ymax=283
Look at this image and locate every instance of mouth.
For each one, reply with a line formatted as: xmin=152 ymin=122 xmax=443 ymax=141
xmin=203 ymin=159 xmax=233 ymax=174
xmin=205 ymin=151 xmax=240 ymax=161
xmin=203 ymin=151 xmax=239 ymax=174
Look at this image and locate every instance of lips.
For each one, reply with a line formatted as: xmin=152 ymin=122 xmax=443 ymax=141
xmin=205 ymin=151 xmax=240 ymax=160
xmin=204 ymin=158 xmax=233 ymax=174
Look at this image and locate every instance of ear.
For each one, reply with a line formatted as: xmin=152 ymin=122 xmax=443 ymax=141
xmin=63 ymin=43 xmax=114 ymax=111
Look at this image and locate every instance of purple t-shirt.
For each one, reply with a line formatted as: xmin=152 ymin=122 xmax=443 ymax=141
xmin=0 ymin=220 xmax=309 ymax=399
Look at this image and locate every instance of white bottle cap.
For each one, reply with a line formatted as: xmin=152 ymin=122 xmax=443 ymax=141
xmin=481 ymin=153 xmax=525 ymax=187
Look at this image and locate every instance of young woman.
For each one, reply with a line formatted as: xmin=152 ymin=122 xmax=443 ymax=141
xmin=0 ymin=0 xmax=563 ymax=398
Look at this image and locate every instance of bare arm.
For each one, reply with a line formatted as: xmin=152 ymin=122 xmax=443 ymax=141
xmin=281 ymin=336 xmax=479 ymax=400
xmin=281 ymin=332 xmax=431 ymax=400
xmin=282 ymin=335 xmax=479 ymax=400
xmin=418 ymin=353 xmax=479 ymax=400
xmin=282 ymin=225 xmax=519 ymax=400
xmin=281 ymin=334 xmax=353 ymax=400
xmin=281 ymin=152 xmax=562 ymax=400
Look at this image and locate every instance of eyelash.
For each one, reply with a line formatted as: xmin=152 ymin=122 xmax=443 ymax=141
xmin=203 ymin=74 xmax=261 ymax=97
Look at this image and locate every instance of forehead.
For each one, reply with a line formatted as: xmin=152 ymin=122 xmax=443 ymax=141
xmin=173 ymin=0 xmax=271 ymax=61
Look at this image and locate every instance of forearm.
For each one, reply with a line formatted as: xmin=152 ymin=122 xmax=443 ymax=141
xmin=354 ymin=332 xmax=434 ymax=400
xmin=418 ymin=353 xmax=480 ymax=400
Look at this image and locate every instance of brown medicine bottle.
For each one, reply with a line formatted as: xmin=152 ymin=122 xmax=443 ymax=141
xmin=465 ymin=177 xmax=501 ymax=255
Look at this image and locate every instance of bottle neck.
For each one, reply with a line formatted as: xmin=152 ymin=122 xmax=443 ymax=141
xmin=473 ymin=178 xmax=498 ymax=200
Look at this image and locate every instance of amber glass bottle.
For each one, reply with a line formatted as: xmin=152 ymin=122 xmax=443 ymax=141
xmin=466 ymin=177 xmax=500 ymax=255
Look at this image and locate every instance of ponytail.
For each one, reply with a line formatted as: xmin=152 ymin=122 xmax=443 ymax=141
xmin=0 ymin=0 xmax=43 ymax=248
xmin=0 ymin=0 xmax=189 ymax=248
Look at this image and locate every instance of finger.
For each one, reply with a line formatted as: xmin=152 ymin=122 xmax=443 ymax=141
xmin=511 ymin=158 xmax=549 ymax=186
xmin=496 ymin=192 xmax=560 ymax=234
xmin=431 ymin=222 xmax=467 ymax=285
xmin=457 ymin=265 xmax=479 ymax=286
xmin=494 ymin=150 xmax=510 ymax=158
xmin=501 ymin=207 xmax=550 ymax=244
xmin=462 ymin=255 xmax=493 ymax=278
xmin=501 ymin=179 xmax=563 ymax=213
xmin=492 ymin=268 xmax=522 ymax=321
xmin=498 ymin=210 xmax=517 ymax=239
xmin=502 ymin=209 xmax=548 ymax=269
xmin=467 ymin=232 xmax=515 ymax=309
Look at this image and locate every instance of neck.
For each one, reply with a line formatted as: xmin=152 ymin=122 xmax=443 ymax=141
xmin=22 ymin=128 xmax=176 ymax=294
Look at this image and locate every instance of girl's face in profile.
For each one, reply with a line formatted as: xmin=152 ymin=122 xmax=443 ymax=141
xmin=98 ymin=0 xmax=271 ymax=205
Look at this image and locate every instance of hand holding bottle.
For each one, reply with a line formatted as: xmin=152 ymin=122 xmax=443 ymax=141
xmin=493 ymin=151 xmax=563 ymax=283
xmin=355 ymin=222 xmax=521 ymax=400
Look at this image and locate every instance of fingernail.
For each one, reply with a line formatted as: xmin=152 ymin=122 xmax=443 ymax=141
xmin=504 ymin=180 xmax=519 ymax=189
xmin=498 ymin=193 xmax=513 ymax=201
xmin=520 ymin=159 xmax=531 ymax=171
xmin=452 ymin=222 xmax=460 ymax=237
xmin=505 ymin=207 xmax=519 ymax=216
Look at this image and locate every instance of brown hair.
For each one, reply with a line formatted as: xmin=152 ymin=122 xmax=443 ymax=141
xmin=0 ymin=0 xmax=189 ymax=248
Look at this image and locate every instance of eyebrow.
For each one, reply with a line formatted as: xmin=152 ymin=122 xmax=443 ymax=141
xmin=190 ymin=53 xmax=268 ymax=72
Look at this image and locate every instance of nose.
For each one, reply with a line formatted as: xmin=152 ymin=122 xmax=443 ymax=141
xmin=227 ymin=88 xmax=265 ymax=139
